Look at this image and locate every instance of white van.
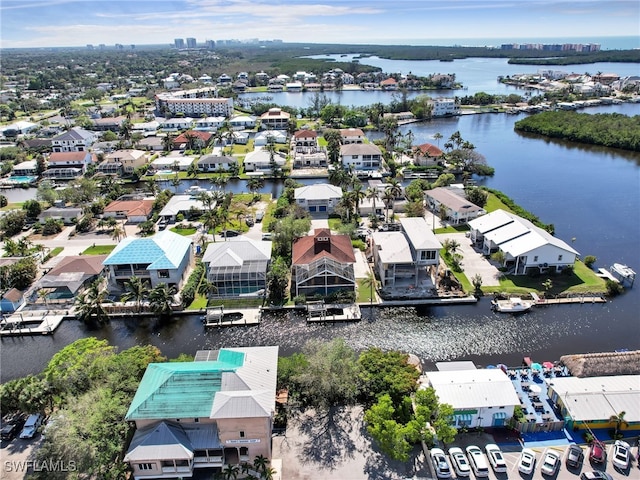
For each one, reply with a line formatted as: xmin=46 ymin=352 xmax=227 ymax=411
xmin=485 ymin=444 xmax=508 ymax=473
xmin=465 ymin=445 xmax=489 ymax=478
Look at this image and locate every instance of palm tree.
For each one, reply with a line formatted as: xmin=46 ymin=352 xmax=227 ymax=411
xmin=186 ymin=162 xmax=199 ymax=180
xmin=261 ymin=467 xmax=276 ymax=480
xmin=433 ymin=132 xmax=443 ymax=148
xmin=74 ymin=278 xmax=110 ymax=324
xmin=609 ymin=411 xmax=628 ymax=437
xmin=351 ymin=182 xmax=365 ymax=219
xmin=366 ymin=186 xmax=380 ymax=218
xmin=221 ymin=463 xmax=239 ymax=480
xmin=361 ymin=271 xmax=377 ymax=315
xmin=382 ymin=189 xmax=395 ymax=223
xmin=253 ymin=455 xmax=269 ymax=475
xmin=120 ymin=276 xmax=150 ymax=313
xmin=162 ymin=134 xmax=174 ymax=153
xmin=149 ymin=283 xmax=176 ymax=318
xmin=247 ymin=177 xmax=264 ymax=197
xmin=144 ymin=178 xmax=159 ymax=196
xmin=197 ymin=279 xmax=217 ymax=300
xmin=111 ymin=224 xmax=125 ymax=242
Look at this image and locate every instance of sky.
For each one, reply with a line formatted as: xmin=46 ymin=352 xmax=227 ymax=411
xmin=1 ymin=0 xmax=639 ymax=49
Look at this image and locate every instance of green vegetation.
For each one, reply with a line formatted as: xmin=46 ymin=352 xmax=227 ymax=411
xmin=81 ymin=245 xmax=116 ymax=255
xmin=484 ymin=188 xmax=553 ymax=232
xmin=278 ymin=339 xmax=456 ymax=462
xmin=515 ymin=111 xmax=640 ymax=151
xmin=169 ymin=226 xmax=197 ymax=235
xmin=0 ymin=338 xmax=166 ymax=479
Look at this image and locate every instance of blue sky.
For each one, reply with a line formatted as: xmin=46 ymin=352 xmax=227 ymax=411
xmin=1 ymin=0 xmax=638 ymax=49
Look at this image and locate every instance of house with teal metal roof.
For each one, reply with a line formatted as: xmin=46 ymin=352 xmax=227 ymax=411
xmin=124 ymin=346 xmax=278 ymax=480
xmin=103 ymin=230 xmax=193 ymax=291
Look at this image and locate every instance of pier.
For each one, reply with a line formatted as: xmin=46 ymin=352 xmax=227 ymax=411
xmin=530 ymin=293 xmax=606 ymax=306
xmin=0 ymin=310 xmax=68 ymax=336
xmin=202 ymin=306 xmax=262 ymax=327
xmin=305 ymin=303 xmax=361 ymax=323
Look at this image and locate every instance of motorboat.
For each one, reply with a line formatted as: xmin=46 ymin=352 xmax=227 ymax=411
xmin=491 ymin=297 xmax=534 ymax=313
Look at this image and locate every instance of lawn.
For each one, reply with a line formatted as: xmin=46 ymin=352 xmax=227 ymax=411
xmin=484 ymin=192 xmax=513 ymax=213
xmin=82 ymin=245 xmax=116 ymax=255
xmin=186 ymin=294 xmax=208 ymax=311
xmin=356 ymin=278 xmax=376 ymax=304
xmin=434 ymin=224 xmax=469 ymax=234
xmin=170 ymin=226 xmax=197 ymax=236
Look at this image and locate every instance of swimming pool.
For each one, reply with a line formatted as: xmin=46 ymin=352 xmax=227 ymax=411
xmin=156 ymin=169 xmax=174 ymax=175
xmin=8 ymin=175 xmax=37 ymax=183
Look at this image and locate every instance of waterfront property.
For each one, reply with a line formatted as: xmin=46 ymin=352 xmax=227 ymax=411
xmin=0 ymin=288 xmax=25 ymax=313
xmin=38 ymin=205 xmax=83 ymax=224
xmin=259 ymin=107 xmax=290 ymax=130
xmin=468 ymin=209 xmax=579 ymax=275
xmin=424 ymin=186 xmax=485 ymax=225
xmin=201 ymin=238 xmax=272 ymax=298
xmin=103 ymin=230 xmax=193 ymax=291
xmin=423 ymin=363 xmax=520 ymax=429
xmin=340 ymin=143 xmax=383 ymax=173
xmin=197 ymin=155 xmax=238 ymax=173
xmin=546 ymin=374 xmax=640 ymax=432
xmin=158 ymin=195 xmax=206 ymax=222
xmin=339 ymin=128 xmax=365 ymax=144
xmin=413 ymin=142 xmax=444 ymax=167
xmin=46 ymin=151 xmax=95 ymax=173
xmin=103 ymin=198 xmax=155 ymax=223
xmin=50 ymin=126 xmax=97 ymax=152
xmin=106 ymin=149 xmax=149 ymax=175
xmin=242 ymin=149 xmax=286 ymax=173
xmin=36 ymin=255 xmax=107 ymax=304
xmin=291 ymin=228 xmax=356 ymax=298
xmin=294 ymin=183 xmax=342 ymax=215
xmin=124 ymin=346 xmax=278 ymax=480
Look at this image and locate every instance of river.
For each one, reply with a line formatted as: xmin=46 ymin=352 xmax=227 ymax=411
xmin=1 ymin=65 xmax=639 ymax=382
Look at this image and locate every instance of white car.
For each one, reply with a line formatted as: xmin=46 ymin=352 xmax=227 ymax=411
xmin=612 ymin=440 xmax=630 ymax=470
xmin=518 ymin=448 xmax=536 ymax=475
xmin=541 ymin=450 xmax=561 ymax=476
xmin=430 ymin=447 xmax=452 ymax=478
xmin=448 ymin=447 xmax=471 ymax=477
xmin=485 ymin=443 xmax=507 ymax=473
xmin=466 ymin=445 xmax=489 ymax=478
xmin=18 ymin=413 xmax=43 ymax=439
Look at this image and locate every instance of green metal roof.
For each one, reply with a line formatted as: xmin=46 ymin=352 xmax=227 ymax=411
xmin=125 ymin=352 xmax=245 ymax=421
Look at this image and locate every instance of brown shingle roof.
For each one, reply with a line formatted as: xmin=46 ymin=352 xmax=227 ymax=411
xmin=293 ymin=130 xmax=318 ymax=139
xmin=2 ymin=288 xmax=23 ymax=303
xmin=47 ymin=255 xmax=107 ymax=276
xmin=104 ymin=199 xmax=154 ymax=217
xmin=173 ymin=131 xmax=212 ymax=144
xmin=292 ymin=229 xmax=356 ymax=265
xmin=48 ymin=152 xmax=92 ymax=163
xmin=416 ymin=143 xmax=444 ymax=157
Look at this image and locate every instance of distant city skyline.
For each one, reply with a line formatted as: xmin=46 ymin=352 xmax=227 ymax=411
xmin=1 ymin=0 xmax=639 ymax=50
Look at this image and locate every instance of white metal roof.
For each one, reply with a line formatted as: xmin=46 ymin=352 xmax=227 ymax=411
xmin=483 ymin=221 xmax=530 ymax=245
xmin=294 ymin=183 xmax=343 ymax=201
xmin=371 ymin=232 xmax=413 ymax=264
xmin=426 ymin=369 xmax=520 ymax=409
xmin=468 ymin=209 xmax=514 ymax=234
xmin=400 ymin=217 xmax=442 ymax=250
xmin=202 ymin=238 xmax=271 ymax=267
xmin=546 ymin=375 xmax=640 ymax=422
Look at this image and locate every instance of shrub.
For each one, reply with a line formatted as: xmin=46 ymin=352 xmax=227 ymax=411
xmin=584 ymin=255 xmax=597 ymax=268
xmin=605 ymin=279 xmax=624 ymax=297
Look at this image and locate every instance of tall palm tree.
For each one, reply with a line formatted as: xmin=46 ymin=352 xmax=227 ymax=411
xmin=247 ymin=177 xmax=264 ymax=197
xmin=253 ymin=455 xmax=269 ymax=475
xmin=221 ymin=464 xmax=239 ymax=480
xmin=149 ymin=283 xmax=176 ymax=318
xmin=361 ymin=271 xmax=377 ymax=316
xmin=433 ymin=132 xmax=443 ymax=148
xmin=74 ymin=278 xmax=109 ymax=324
xmin=120 ymin=276 xmax=150 ymax=313
xmin=111 ymin=224 xmax=125 ymax=242
xmin=351 ymin=181 xmax=365 ymax=219
xmin=366 ymin=187 xmax=380 ymax=217
xmin=382 ymin=189 xmax=395 ymax=223
xmin=162 ymin=134 xmax=174 ymax=153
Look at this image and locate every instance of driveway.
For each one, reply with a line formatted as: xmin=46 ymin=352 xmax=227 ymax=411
xmin=436 ymin=232 xmax=502 ymax=287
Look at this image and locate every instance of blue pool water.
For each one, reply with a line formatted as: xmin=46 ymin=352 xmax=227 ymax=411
xmin=8 ymin=175 xmax=37 ymax=183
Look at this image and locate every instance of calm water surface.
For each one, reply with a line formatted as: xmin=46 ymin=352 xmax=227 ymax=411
xmin=1 ymin=89 xmax=639 ymax=382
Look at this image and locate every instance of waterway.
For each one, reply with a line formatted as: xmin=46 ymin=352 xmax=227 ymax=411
xmin=1 ymin=74 xmax=639 ymax=382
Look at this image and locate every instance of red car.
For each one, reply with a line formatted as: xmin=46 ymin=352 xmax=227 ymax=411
xmin=589 ymin=441 xmax=606 ymax=464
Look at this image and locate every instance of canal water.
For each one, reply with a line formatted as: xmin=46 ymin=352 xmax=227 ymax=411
xmin=1 ymin=69 xmax=639 ymax=382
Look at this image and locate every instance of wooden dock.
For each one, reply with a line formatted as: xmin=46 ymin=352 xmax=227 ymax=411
xmin=532 ymin=295 xmax=606 ymax=306
xmin=306 ymin=303 xmax=361 ymax=323
xmin=0 ymin=310 xmax=67 ymax=336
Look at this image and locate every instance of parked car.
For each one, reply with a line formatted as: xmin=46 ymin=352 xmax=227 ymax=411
xmin=448 ymin=447 xmax=471 ymax=477
xmin=220 ymin=229 xmax=241 ymax=238
xmin=430 ymin=448 xmax=452 ymax=478
xmin=1 ymin=415 xmax=25 ymax=442
xmin=518 ymin=448 xmax=536 ymax=475
xmin=541 ymin=450 xmax=561 ymax=476
xmin=589 ymin=440 xmax=606 ymax=464
xmin=612 ymin=440 xmax=630 ymax=470
xmin=485 ymin=443 xmax=507 ymax=473
xmin=566 ymin=444 xmax=585 ymax=468
xmin=465 ymin=445 xmax=489 ymax=478
xmin=580 ymin=472 xmax=613 ymax=480
xmin=261 ymin=232 xmax=273 ymax=241
xmin=19 ymin=413 xmax=43 ymax=439
xmin=245 ymin=217 xmax=254 ymax=227
xmin=255 ymin=210 xmax=264 ymax=222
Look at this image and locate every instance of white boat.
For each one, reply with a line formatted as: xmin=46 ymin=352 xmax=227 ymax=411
xmin=491 ymin=297 xmax=534 ymax=313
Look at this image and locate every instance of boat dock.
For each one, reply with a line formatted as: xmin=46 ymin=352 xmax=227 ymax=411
xmin=530 ymin=292 xmax=606 ymax=306
xmin=306 ymin=303 xmax=361 ymax=323
xmin=202 ymin=306 xmax=262 ymax=328
xmin=0 ymin=310 xmax=68 ymax=336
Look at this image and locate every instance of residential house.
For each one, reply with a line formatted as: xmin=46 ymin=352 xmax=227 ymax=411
xmin=468 ymin=209 xmax=579 ymax=275
xmin=293 ymin=130 xmax=318 ymax=149
xmin=38 ymin=206 xmax=83 ymax=225
xmin=339 ymin=128 xmax=365 ymax=145
xmin=413 ymin=143 xmax=444 ymax=167
xmin=425 ymin=187 xmax=485 ymax=225
xmin=90 ymin=116 xmax=126 ymax=132
xmin=291 ymin=229 xmax=356 ymax=297
xmin=46 ymin=151 xmax=94 ymax=173
xmin=36 ymin=255 xmax=107 ymax=303
xmin=132 ymin=121 xmax=160 ymax=135
xmin=151 ymin=156 xmax=195 ymax=172
xmin=424 ymin=364 xmax=520 ymax=428
xmin=11 ymin=160 xmax=38 ymax=176
xmin=173 ymin=131 xmax=213 ymax=150
xmin=137 ymin=136 xmax=164 ymax=152
xmin=229 ymin=115 xmax=257 ymax=130
xmin=380 ymin=78 xmax=398 ymax=90
xmin=197 ymin=155 xmax=237 ymax=173
xmin=159 ymin=118 xmax=194 ymax=132
xmin=158 ymin=195 xmax=206 ymax=222
xmin=259 ymin=108 xmax=290 ymax=130
xmin=292 ymin=130 xmax=326 ymax=169
xmin=285 ymin=82 xmax=303 ymax=92
xmin=123 ymin=346 xmax=278 ymax=480
xmin=254 ymin=130 xmax=287 ymax=146
xmin=202 ymin=238 xmax=272 ymax=298
xmin=340 ymin=143 xmax=382 ymax=172
xmin=243 ymin=149 xmax=285 ymax=173
xmin=194 ymin=117 xmax=225 ymax=132
xmin=230 ymin=131 xmax=249 ymax=145
xmin=103 ymin=198 xmax=155 ymax=223
xmin=430 ymin=98 xmax=460 ymax=117
xmin=106 ymin=149 xmax=149 ymax=174
xmin=294 ymin=183 xmax=343 ymax=214
xmin=103 ymin=229 xmax=193 ymax=290
xmin=96 ymin=160 xmax=123 ymax=176
xmin=0 ymin=288 xmax=25 ymax=313
xmin=51 ymin=127 xmax=97 ymax=152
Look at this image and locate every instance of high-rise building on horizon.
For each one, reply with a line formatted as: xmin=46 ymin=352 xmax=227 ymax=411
xmin=174 ymin=38 xmax=185 ymax=49
xmin=205 ymin=40 xmax=215 ymax=49
xmin=186 ymin=37 xmax=197 ymax=49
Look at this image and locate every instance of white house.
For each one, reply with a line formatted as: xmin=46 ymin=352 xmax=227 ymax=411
xmin=340 ymin=143 xmax=382 ymax=172
xmin=254 ymin=130 xmax=287 ymax=146
xmin=194 ymin=116 xmax=226 ymax=132
xmin=159 ymin=117 xmax=194 ymax=132
xmin=151 ymin=156 xmax=195 ymax=172
xmin=260 ymin=108 xmax=290 ymax=130
xmin=424 ymin=365 xmax=520 ymax=428
xmin=425 ymin=187 xmax=485 ymax=225
xmin=229 ymin=115 xmax=257 ymax=130
xmin=51 ymin=127 xmax=97 ymax=152
xmin=294 ymin=183 xmax=343 ymax=214
xmin=243 ymin=149 xmax=285 ymax=173
xmin=430 ymin=98 xmax=460 ymax=117
xmin=197 ymin=155 xmax=237 ymax=173
xmin=468 ymin=209 xmax=580 ymax=275
xmin=339 ymin=128 xmax=365 ymax=144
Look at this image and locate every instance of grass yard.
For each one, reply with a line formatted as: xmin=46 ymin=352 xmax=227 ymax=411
xmin=82 ymin=245 xmax=116 ymax=255
xmin=484 ymin=191 xmax=513 ymax=213
xmin=356 ymin=278 xmax=376 ymax=304
xmin=187 ymin=294 xmax=208 ymax=311
xmin=170 ymin=227 xmax=197 ymax=236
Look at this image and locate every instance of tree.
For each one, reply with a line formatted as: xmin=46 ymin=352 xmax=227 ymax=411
xmin=0 ymin=209 xmax=27 ymax=237
xmin=266 ymin=256 xmax=289 ymax=306
xmin=491 ymin=250 xmax=506 ymax=267
xmin=364 ymin=394 xmax=413 ymax=461
xmin=9 ymin=257 xmax=38 ymax=290
xmin=358 ymin=347 xmax=420 ymax=406
xmin=74 ymin=278 xmax=110 ymax=324
xmin=366 ymin=187 xmax=379 ymax=217
xmin=149 ymin=282 xmax=176 ymax=318
xmin=360 ymin=271 xmax=377 ymax=314
xmin=120 ymin=276 xmax=150 ymax=313
xmin=465 ymin=186 xmax=488 ymax=208
xmin=162 ymin=134 xmax=174 ymax=152
xmin=609 ymin=411 xmax=628 ymax=437
xmin=22 ymin=199 xmax=42 ymax=219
